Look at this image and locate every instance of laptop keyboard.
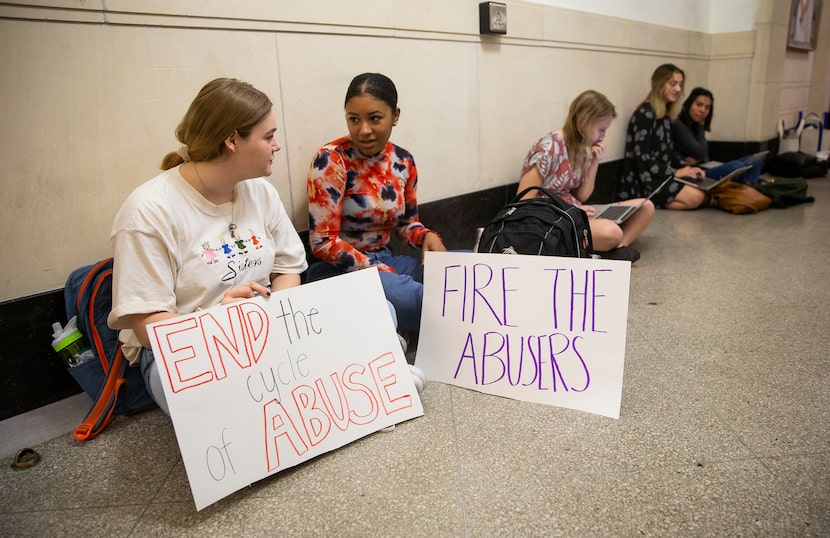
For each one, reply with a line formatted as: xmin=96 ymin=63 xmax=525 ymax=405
xmin=596 ymin=205 xmax=631 ymax=221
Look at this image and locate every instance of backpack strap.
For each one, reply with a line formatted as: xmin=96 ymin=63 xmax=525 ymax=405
xmin=82 ymin=261 xmax=114 ymax=371
xmin=513 ymin=185 xmax=561 ymax=203
xmin=794 ymin=116 xmax=805 ymax=137
xmin=72 ymin=257 xmax=126 ymax=440
xmin=74 ymin=347 xmax=127 ymax=440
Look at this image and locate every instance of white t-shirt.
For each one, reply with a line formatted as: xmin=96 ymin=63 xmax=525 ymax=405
xmin=108 ymin=166 xmax=308 ymax=363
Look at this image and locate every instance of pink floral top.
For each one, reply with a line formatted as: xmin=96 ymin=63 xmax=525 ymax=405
xmin=307 ymin=136 xmax=432 ymax=273
xmin=521 ymin=131 xmax=582 ymax=206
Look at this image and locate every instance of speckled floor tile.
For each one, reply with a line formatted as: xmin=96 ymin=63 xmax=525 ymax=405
xmin=0 ymin=411 xmax=178 ymax=514
xmin=0 ymin=506 xmax=143 ymax=538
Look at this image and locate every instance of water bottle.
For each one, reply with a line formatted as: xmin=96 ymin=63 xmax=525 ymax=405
xmin=51 ymin=316 xmax=96 ymax=367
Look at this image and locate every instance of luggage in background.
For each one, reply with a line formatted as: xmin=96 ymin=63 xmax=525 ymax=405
xmin=753 ymin=178 xmax=815 ymax=208
xmin=710 ymin=181 xmax=772 ymax=214
xmin=772 ymin=114 xmax=829 ymax=178
xmin=766 ymin=151 xmax=828 ymax=179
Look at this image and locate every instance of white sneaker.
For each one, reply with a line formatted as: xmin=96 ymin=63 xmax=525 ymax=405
xmin=397 ymin=333 xmax=408 ymax=355
xmin=409 ymin=364 xmax=427 ymax=395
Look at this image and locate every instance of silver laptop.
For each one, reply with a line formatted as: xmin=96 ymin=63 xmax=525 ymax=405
xmin=675 ymin=164 xmax=753 ymax=191
xmin=592 ymin=176 xmax=672 ymax=224
xmin=701 ymin=150 xmax=768 ymax=170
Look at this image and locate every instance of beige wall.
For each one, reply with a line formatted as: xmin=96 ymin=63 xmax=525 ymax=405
xmin=0 ymin=0 xmax=827 ymax=301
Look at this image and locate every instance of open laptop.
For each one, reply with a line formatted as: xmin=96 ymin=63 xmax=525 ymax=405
xmin=700 ymin=150 xmax=769 ymax=170
xmin=592 ymin=176 xmax=672 ymax=224
xmin=674 ymin=164 xmax=753 ymax=191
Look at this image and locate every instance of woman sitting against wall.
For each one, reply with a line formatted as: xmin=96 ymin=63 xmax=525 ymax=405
xmin=305 ymin=72 xmax=446 ymax=335
xmin=517 ymin=90 xmax=654 ymax=263
xmin=618 ymin=63 xmax=706 ymax=210
xmin=672 ymin=87 xmax=765 ymax=185
xmin=108 ymin=78 xmax=309 ymax=415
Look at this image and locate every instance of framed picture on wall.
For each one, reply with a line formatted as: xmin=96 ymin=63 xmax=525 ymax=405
xmin=788 ymin=0 xmax=822 ymax=50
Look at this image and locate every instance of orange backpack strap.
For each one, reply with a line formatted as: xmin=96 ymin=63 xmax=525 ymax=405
xmin=73 ymin=258 xmax=123 ymax=441
xmin=67 ymin=257 xmax=157 ymax=440
xmin=74 ymin=346 xmax=127 ymax=441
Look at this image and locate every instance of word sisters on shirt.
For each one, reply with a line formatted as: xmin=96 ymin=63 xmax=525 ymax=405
xmin=416 ymin=251 xmax=630 ymax=419
xmin=147 ymin=268 xmax=423 ymax=511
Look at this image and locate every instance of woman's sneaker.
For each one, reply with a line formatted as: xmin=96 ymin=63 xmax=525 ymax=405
xmin=602 ymin=246 xmax=640 ymax=263
xmin=409 ymin=364 xmax=427 ymax=395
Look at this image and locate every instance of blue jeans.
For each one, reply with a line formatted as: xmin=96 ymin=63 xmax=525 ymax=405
xmin=705 ymin=155 xmax=763 ymax=185
xmin=306 ymin=247 xmax=424 ymax=332
xmin=140 ymin=347 xmax=169 ymax=416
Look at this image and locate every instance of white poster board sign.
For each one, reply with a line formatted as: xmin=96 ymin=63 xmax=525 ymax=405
xmin=148 ymin=268 xmax=423 ymax=511
xmin=416 ymin=252 xmax=630 ymax=419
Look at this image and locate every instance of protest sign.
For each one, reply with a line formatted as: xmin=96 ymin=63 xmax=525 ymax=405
xmin=148 ymin=268 xmax=423 ymax=510
xmin=416 ymin=252 xmax=630 ymax=419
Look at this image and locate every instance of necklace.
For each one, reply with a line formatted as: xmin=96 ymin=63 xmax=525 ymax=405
xmin=193 ymin=162 xmax=236 ymax=235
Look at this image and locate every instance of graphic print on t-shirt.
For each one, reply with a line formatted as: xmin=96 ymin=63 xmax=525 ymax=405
xmin=229 ymin=224 xmax=248 ymax=255
xmin=197 ymin=224 xmax=266 ymax=284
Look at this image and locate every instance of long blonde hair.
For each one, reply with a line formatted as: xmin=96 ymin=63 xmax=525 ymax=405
xmin=562 ymin=90 xmax=617 ymax=174
xmin=644 ymin=63 xmax=685 ymax=120
xmin=160 ymin=78 xmax=273 ymax=170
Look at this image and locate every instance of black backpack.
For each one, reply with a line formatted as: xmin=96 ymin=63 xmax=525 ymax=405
xmin=766 ymin=151 xmax=829 ymax=179
xmin=476 ymin=186 xmax=593 ymax=257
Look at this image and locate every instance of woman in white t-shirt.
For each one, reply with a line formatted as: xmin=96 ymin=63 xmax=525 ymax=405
xmin=108 ymin=78 xmax=308 ymax=414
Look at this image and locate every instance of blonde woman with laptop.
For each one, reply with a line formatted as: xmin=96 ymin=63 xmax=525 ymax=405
xmin=517 ymin=90 xmax=654 ymax=263
xmin=618 ymin=63 xmax=706 ymax=210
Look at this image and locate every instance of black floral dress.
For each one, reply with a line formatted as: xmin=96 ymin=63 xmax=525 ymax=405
xmin=618 ymin=102 xmax=683 ymax=208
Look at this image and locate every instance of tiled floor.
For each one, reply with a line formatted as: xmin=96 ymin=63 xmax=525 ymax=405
xmin=2 ymin=175 xmax=829 ymax=537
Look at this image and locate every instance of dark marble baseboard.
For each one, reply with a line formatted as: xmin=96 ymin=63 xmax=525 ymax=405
xmin=1 ymin=290 xmax=82 ymax=421
xmin=709 ymin=139 xmax=773 ymax=164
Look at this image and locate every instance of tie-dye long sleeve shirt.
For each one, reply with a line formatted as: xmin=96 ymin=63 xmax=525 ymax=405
xmin=307 ymin=136 xmax=432 ymax=273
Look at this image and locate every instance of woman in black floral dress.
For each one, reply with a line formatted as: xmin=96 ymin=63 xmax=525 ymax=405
xmin=618 ymin=64 xmax=706 ymax=210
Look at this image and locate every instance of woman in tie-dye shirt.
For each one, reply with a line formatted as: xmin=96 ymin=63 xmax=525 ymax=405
xmin=306 ymin=73 xmax=446 ymax=332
